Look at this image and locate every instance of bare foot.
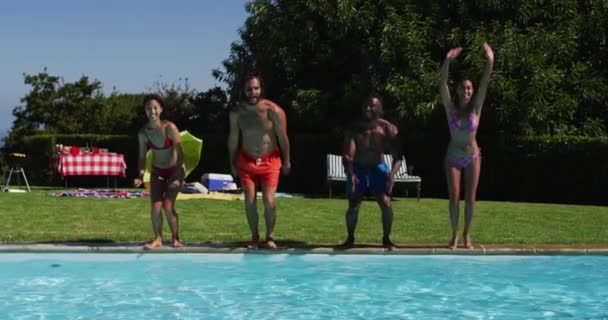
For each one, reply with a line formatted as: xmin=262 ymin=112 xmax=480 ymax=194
xmin=265 ymin=238 xmax=277 ymax=249
xmin=340 ymin=237 xmax=355 ymax=249
xmin=144 ymin=238 xmax=163 ymax=250
xmin=383 ymin=237 xmax=397 ymax=250
xmin=246 ymin=235 xmax=260 ymax=249
xmin=172 ymin=239 xmax=183 ymax=248
xmin=464 ymin=234 xmax=474 ymax=249
xmin=448 ymin=234 xmax=459 ymax=250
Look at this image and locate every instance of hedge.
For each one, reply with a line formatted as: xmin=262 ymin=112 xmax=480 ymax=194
xmin=10 ymin=133 xmax=608 ymax=205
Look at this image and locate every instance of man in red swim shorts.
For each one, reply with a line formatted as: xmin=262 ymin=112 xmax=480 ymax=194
xmin=228 ymin=74 xmax=291 ymax=249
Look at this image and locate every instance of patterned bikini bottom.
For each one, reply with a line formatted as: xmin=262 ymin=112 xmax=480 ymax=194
xmin=447 ymin=149 xmax=481 ymax=169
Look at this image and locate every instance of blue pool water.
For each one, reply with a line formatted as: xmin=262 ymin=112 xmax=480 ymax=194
xmin=0 ymin=253 xmax=607 ymax=319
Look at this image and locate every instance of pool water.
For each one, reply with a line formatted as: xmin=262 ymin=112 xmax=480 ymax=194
xmin=0 ymin=253 xmax=606 ymax=319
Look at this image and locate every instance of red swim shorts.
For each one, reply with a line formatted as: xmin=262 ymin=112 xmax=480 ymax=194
xmin=236 ymin=148 xmax=282 ymax=188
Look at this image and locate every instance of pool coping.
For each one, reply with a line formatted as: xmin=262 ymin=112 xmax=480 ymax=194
xmin=1 ymin=243 xmax=608 ymax=255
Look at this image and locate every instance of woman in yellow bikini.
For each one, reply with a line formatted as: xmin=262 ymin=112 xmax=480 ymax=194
xmin=440 ymin=42 xmax=494 ymax=249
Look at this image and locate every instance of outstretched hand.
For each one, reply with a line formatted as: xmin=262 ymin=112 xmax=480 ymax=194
xmin=446 ymin=47 xmax=463 ymax=61
xmin=483 ymin=42 xmax=494 ymax=63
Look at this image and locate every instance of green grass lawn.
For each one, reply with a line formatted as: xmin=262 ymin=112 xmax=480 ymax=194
xmin=1 ymin=189 xmax=607 ymax=246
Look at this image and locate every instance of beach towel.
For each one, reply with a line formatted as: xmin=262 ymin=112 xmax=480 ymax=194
xmin=48 ymin=189 xmax=150 ymax=198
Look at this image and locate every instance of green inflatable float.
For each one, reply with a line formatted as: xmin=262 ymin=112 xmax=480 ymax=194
xmin=143 ymin=130 xmax=203 ymax=189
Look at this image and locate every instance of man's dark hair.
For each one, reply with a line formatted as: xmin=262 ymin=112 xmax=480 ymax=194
xmin=241 ymin=73 xmax=264 ymax=101
xmin=244 ymin=73 xmax=263 ymax=86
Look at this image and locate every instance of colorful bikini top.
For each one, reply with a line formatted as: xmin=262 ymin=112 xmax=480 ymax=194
xmin=449 ymin=111 xmax=478 ymax=133
xmin=146 ymin=123 xmax=174 ymax=150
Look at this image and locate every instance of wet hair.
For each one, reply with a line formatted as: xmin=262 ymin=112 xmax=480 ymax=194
xmin=143 ymin=94 xmax=165 ymax=109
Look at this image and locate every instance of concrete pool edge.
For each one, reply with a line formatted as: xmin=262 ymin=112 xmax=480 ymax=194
xmin=1 ymin=243 xmax=608 ymax=255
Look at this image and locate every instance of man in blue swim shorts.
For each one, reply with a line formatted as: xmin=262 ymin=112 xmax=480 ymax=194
xmin=341 ymin=96 xmax=403 ymax=249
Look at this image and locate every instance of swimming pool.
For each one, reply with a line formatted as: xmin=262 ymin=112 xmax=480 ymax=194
xmin=0 ymin=253 xmax=606 ymax=319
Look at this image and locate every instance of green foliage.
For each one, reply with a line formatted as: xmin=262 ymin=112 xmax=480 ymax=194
xmin=3 ymin=1 xmax=607 ymax=204
xmin=189 ymin=87 xmax=229 ymax=135
xmin=7 ymin=70 xmax=105 ymax=146
xmin=145 ymin=81 xmax=230 ymax=135
xmin=101 ymin=93 xmax=146 ymax=134
xmin=4 ymin=70 xmax=139 ymax=149
xmin=4 ymin=71 xmax=231 ymax=151
xmin=0 ymin=149 xmax=6 ymax=185
xmin=5 ymin=131 xmax=608 ymax=205
xmin=462 ymin=133 xmax=607 ymax=205
xmin=477 ymin=134 xmax=608 ymax=204
xmin=216 ymin=0 xmax=608 ymax=135
xmin=147 ymin=78 xmax=196 ymax=131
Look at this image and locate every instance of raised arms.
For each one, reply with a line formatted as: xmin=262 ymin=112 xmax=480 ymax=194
xmin=472 ymin=42 xmax=494 ymax=114
xmin=440 ymin=47 xmax=462 ymax=112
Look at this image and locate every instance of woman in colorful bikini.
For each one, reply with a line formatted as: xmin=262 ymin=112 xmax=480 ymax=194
xmin=133 ymin=94 xmax=185 ymax=249
xmin=440 ymin=42 xmax=494 ymax=250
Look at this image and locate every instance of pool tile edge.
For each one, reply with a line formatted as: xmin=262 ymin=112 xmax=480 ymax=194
xmin=1 ymin=243 xmax=608 ymax=255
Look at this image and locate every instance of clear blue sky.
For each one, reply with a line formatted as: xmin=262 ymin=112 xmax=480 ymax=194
xmin=0 ymin=0 xmax=248 ymax=138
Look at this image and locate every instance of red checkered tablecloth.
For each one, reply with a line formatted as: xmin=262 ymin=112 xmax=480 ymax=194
xmin=50 ymin=153 xmax=127 ymax=178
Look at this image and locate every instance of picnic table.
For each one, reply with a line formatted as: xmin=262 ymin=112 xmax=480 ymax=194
xmin=50 ymin=153 xmax=127 ymax=188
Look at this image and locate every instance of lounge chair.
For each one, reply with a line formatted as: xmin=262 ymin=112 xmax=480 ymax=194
xmin=326 ymin=153 xmax=422 ymax=200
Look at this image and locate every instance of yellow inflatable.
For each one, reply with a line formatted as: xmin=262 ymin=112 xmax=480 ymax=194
xmin=143 ymin=130 xmax=203 ymax=190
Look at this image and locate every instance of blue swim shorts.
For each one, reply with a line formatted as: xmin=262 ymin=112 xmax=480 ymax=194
xmin=345 ymin=162 xmax=390 ymax=194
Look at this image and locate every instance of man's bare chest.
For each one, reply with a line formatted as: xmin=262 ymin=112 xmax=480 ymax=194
xmin=239 ymin=110 xmax=273 ymax=131
xmin=355 ymin=127 xmax=386 ymax=144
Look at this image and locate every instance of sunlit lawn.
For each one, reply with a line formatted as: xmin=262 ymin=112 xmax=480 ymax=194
xmin=1 ymin=189 xmax=607 ymax=246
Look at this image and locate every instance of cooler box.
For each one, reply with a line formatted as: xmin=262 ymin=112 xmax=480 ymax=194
xmin=202 ymin=173 xmax=235 ymax=191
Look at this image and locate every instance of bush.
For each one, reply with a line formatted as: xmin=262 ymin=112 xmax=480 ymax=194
xmin=497 ymin=135 xmax=608 ymax=205
xmin=406 ymin=134 xmax=608 ymax=205
xmin=15 ymin=133 xmax=608 ymax=205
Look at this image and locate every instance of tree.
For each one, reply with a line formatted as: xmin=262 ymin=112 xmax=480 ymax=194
xmin=100 ymin=92 xmax=146 ymax=134
xmin=4 ymin=70 xmax=150 ymax=148
xmin=5 ymin=69 xmax=106 ymax=147
xmin=147 ymin=78 xmax=196 ymax=132
xmin=215 ymin=0 xmax=608 ymax=136
xmin=4 ymin=69 xmax=235 ymax=155
xmin=189 ymin=87 xmax=229 ymax=135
